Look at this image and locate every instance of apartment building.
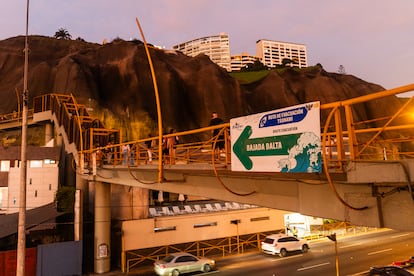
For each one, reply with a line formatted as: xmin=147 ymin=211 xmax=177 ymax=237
xmin=230 ymin=52 xmax=260 ymax=71
xmin=0 ymin=145 xmax=60 ymax=214
xmin=256 ymin=39 xmax=308 ymax=68
xmin=172 ymin=33 xmax=231 ymax=71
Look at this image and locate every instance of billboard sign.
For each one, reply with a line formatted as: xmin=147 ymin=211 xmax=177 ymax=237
xmin=230 ymin=102 xmax=321 ymax=172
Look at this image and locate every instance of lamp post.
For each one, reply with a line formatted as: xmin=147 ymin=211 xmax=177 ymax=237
xmin=231 ymin=220 xmax=241 ymax=254
xmin=16 ymin=0 xmax=30 ymax=275
xmin=327 ymin=233 xmax=339 ymax=276
xmin=135 ymin=18 xmax=163 ymax=183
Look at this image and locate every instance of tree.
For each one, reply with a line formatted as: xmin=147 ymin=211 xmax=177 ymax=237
xmin=282 ymin=58 xmax=293 ymax=67
xmin=240 ymin=60 xmax=268 ymax=72
xmin=54 ymin=28 xmax=72 ymax=40
xmin=338 ymin=65 xmax=346 ymax=74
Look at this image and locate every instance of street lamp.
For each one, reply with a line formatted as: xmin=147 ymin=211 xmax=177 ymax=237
xmin=231 ymin=220 xmax=241 ymax=254
xmin=327 ymin=233 xmax=339 ymax=276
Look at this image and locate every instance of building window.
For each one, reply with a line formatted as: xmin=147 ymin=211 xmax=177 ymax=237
xmin=250 ymin=216 xmax=270 ymax=222
xmin=194 ymin=222 xmax=218 ymax=228
xmin=35 ymin=190 xmax=37 ymax=197
xmin=29 ymin=160 xmax=42 ymax=168
xmin=154 ymin=226 xmax=176 ymax=233
xmin=0 ymin=160 xmax=10 ymax=172
xmin=49 ymin=184 xmax=52 ymax=190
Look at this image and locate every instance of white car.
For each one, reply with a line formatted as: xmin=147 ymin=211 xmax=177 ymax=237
xmin=261 ymin=234 xmax=310 ymax=257
xmin=153 ymin=252 xmax=215 ymax=276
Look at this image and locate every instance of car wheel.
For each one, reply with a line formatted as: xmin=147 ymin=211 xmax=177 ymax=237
xmin=279 ymin=248 xmax=288 ymax=257
xmin=302 ymin=244 xmax=309 ymax=253
xmin=171 ymin=269 xmax=180 ymax=276
xmin=203 ymin=264 xmax=211 ymax=272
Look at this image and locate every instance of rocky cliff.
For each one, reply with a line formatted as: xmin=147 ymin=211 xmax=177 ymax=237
xmin=0 ymin=35 xmax=403 ymax=140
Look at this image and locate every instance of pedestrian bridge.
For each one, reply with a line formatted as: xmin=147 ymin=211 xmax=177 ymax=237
xmin=2 ymin=85 xmax=414 ymax=231
xmin=3 ymin=84 xmax=414 ymax=273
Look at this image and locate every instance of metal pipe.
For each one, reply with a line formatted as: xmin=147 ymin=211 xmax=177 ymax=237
xmin=135 ymin=17 xmax=164 ymax=183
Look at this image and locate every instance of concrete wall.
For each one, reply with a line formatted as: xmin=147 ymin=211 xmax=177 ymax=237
xmin=7 ymin=167 xmax=59 ymax=214
xmin=122 ymin=207 xmax=288 ymax=251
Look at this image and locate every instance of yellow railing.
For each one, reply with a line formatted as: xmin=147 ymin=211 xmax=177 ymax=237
xmin=321 ymin=83 xmax=414 ymax=171
xmin=2 ymin=84 xmax=414 ymax=174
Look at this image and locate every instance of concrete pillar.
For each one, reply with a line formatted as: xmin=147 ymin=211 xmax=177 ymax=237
xmin=56 ymin=133 xmax=63 ymax=147
xmin=74 ymin=189 xmax=82 ymax=241
xmin=132 ymin=187 xmax=149 ymax=219
xmin=94 ymin=181 xmax=111 ymax=274
xmin=76 ymin=173 xmax=89 ymax=220
xmin=45 ymin=122 xmax=53 ymax=145
xmin=111 ymin=185 xmax=149 ymax=220
xmin=111 ymin=185 xmax=132 ymax=220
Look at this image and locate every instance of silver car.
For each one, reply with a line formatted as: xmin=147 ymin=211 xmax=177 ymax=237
xmin=153 ymin=252 xmax=215 ymax=276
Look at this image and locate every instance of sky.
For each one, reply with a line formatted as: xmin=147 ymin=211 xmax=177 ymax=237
xmin=1 ymin=0 xmax=414 ymax=95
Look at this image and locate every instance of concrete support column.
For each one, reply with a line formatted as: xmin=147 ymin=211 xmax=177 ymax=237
xmin=74 ymin=189 xmax=82 ymax=241
xmin=44 ymin=122 xmax=53 ymax=145
xmin=76 ymin=172 xmax=89 ymax=223
xmin=94 ymin=181 xmax=111 ymax=274
xmin=132 ymin=187 xmax=149 ymax=219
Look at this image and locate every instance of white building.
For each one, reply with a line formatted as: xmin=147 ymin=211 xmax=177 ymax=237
xmin=172 ymin=33 xmax=231 ymax=71
xmin=0 ymin=145 xmax=60 ymax=214
xmin=256 ymin=39 xmax=308 ymax=68
xmin=230 ymin=52 xmax=260 ymax=71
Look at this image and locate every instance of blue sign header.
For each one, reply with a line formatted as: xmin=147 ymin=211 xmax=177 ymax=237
xmin=259 ymin=106 xmax=308 ymax=128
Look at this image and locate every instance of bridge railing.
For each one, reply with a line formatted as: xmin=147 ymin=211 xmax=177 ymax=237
xmin=321 ymin=83 xmax=414 ymax=171
xmin=80 ymin=124 xmax=231 ymax=169
xmin=3 ymin=84 xmax=414 ymax=173
xmin=33 ymin=93 xmax=122 ymax=152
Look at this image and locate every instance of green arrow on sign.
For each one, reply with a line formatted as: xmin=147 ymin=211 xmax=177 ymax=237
xmin=233 ymin=125 xmax=300 ymax=170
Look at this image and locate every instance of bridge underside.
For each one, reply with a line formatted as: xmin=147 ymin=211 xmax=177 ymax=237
xmin=86 ymin=160 xmax=414 ymax=231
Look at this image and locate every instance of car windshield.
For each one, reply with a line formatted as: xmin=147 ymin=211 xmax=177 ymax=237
xmin=263 ymin=238 xmax=274 ymax=244
xmin=162 ymin=255 xmax=175 ymax=263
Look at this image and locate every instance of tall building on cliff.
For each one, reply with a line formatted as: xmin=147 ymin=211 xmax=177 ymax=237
xmin=172 ymin=33 xmax=231 ymax=71
xmin=256 ymin=39 xmax=308 ymax=68
xmin=172 ymin=34 xmax=308 ymax=71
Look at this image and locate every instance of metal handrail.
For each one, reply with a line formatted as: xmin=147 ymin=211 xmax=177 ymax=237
xmin=1 ymin=84 xmax=414 ymax=174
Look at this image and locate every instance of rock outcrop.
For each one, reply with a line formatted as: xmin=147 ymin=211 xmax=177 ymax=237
xmin=0 ymin=35 xmax=403 ymax=139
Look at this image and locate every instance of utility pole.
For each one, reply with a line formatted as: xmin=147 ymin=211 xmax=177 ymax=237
xmin=328 ymin=233 xmax=339 ymax=276
xmin=16 ymin=0 xmax=30 ymax=275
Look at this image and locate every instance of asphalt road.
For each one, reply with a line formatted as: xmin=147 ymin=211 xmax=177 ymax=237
xmin=124 ymin=229 xmax=414 ymax=276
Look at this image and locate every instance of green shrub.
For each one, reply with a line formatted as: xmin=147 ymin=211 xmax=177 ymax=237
xmin=55 ymin=186 xmax=75 ymax=213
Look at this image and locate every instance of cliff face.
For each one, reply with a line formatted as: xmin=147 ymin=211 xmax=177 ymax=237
xmin=0 ymin=35 xmax=403 ymax=138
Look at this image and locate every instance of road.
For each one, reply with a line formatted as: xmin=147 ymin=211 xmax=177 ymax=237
xmin=133 ymin=229 xmax=414 ymax=276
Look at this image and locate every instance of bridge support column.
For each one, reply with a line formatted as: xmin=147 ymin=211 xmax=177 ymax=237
xmin=94 ymin=181 xmax=111 ymax=274
xmin=45 ymin=122 xmax=53 ymax=145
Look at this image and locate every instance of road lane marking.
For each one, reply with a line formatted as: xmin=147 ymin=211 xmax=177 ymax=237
xmin=340 ymin=242 xmax=363 ymax=249
xmin=391 ymin=233 xmax=411 ymax=239
xmin=297 ymin=262 xmax=330 ymax=271
xmin=367 ymin=248 xmax=392 ymax=255
xmin=270 ymin=254 xmax=303 ymax=262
